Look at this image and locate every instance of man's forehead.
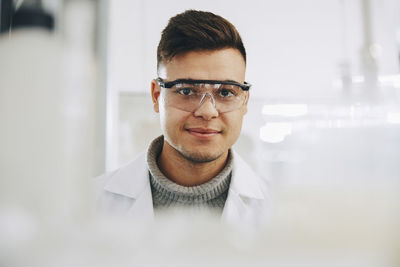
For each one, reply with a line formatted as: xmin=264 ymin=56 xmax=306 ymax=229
xmin=157 ymin=48 xmax=246 ymax=82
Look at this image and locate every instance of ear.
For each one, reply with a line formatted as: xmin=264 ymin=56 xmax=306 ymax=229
xmin=151 ymin=79 xmax=161 ymax=113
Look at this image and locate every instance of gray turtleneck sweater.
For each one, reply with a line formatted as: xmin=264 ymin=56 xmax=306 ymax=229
xmin=146 ymin=136 xmax=232 ymax=215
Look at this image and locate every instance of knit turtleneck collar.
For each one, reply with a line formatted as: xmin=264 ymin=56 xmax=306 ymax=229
xmin=146 ymin=136 xmax=232 ymax=206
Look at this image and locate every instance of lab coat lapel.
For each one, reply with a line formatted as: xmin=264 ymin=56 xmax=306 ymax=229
xmin=127 ymin=184 xmax=154 ymax=220
xmin=103 ymin=152 xmax=154 ymax=220
xmin=221 ymin=188 xmax=247 ymax=223
xmin=221 ymin=151 xmax=266 ymax=224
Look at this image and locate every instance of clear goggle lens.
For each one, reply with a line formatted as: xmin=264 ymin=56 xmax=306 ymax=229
xmin=158 ymin=80 xmax=250 ymax=113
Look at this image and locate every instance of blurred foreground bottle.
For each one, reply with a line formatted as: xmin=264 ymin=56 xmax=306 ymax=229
xmin=0 ymin=0 xmax=95 ymax=233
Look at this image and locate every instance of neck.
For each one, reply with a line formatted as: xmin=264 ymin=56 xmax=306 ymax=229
xmin=157 ymin=140 xmax=229 ymax=186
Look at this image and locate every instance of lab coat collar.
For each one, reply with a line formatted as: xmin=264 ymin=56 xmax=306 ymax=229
xmin=102 ymin=150 xmax=267 ymax=224
xmin=103 ymin=150 xmax=266 ymax=201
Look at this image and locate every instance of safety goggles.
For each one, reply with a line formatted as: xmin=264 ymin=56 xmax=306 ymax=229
xmin=156 ymin=78 xmax=251 ymax=113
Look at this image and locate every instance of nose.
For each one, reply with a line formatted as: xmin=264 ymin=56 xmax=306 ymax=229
xmin=193 ymin=93 xmax=219 ymax=120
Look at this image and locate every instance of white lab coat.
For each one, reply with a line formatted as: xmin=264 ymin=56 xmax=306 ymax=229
xmin=95 ymin=151 xmax=270 ymax=227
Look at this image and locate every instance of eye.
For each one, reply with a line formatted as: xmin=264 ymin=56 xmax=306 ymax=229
xmin=218 ymin=88 xmax=236 ymax=98
xmin=177 ymin=87 xmax=194 ymax=96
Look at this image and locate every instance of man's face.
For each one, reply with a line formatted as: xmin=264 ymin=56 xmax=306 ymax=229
xmin=151 ymin=48 xmax=248 ymax=163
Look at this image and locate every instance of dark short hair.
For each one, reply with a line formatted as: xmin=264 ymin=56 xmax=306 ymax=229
xmin=157 ymin=10 xmax=246 ymax=71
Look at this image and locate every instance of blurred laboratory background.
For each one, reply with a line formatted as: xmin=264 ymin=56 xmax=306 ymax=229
xmin=1 ymin=0 xmax=400 ymax=266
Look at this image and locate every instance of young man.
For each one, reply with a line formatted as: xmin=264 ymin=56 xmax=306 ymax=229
xmin=97 ymin=10 xmax=269 ymax=225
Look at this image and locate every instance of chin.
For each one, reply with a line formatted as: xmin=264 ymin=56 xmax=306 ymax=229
xmin=177 ymin=149 xmax=224 ymax=163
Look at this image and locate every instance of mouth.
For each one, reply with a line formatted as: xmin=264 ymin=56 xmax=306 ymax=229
xmin=186 ymin=128 xmax=221 ymax=139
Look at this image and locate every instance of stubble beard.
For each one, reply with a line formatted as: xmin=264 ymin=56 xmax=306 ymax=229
xmin=176 ymin=146 xmax=223 ymax=164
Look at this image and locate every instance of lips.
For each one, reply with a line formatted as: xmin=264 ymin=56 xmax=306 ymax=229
xmin=186 ymin=128 xmax=221 ymax=139
xmin=188 ymin=128 xmax=220 ymax=134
